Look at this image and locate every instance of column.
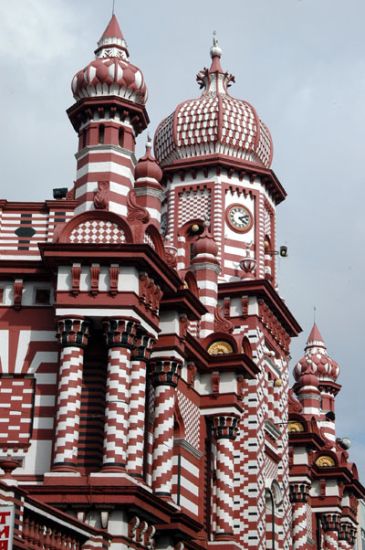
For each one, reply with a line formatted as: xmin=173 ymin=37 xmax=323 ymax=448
xmin=150 ymin=359 xmax=182 ymax=498
xmin=289 ymin=482 xmax=310 ymax=550
xmin=322 ymin=513 xmax=341 ymax=550
xmin=102 ymin=318 xmax=138 ymax=472
xmin=53 ymin=317 xmax=89 ymax=472
xmin=212 ymin=415 xmax=239 ymax=540
xmin=126 ymin=330 xmax=155 ymax=477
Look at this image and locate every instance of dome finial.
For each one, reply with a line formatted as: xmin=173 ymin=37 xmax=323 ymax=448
xmin=210 ymin=31 xmax=222 ymax=59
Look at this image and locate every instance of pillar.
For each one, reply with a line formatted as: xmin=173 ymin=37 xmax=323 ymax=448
xmin=212 ymin=415 xmax=239 ymax=540
xmin=322 ymin=513 xmax=341 ymax=550
xmin=150 ymin=358 xmax=182 ymax=498
xmin=289 ymin=482 xmax=310 ymax=549
xmin=126 ymin=330 xmax=155 ymax=477
xmin=53 ymin=317 xmax=89 ymax=472
xmin=102 ymin=318 xmax=138 ymax=471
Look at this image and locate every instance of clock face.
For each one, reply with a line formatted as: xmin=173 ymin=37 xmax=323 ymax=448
xmin=226 ymin=204 xmax=253 ymax=233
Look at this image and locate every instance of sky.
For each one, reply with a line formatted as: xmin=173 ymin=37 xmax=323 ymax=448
xmin=0 ymin=0 xmax=364 ymax=478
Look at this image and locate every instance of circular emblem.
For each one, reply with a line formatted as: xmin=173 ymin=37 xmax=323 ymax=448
xmin=226 ymin=204 xmax=253 ymax=233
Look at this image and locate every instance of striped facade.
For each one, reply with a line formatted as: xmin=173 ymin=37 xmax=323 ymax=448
xmin=0 ymin=10 xmax=363 ymax=550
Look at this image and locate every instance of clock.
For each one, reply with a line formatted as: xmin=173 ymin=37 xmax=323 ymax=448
xmin=226 ymin=204 xmax=253 ymax=233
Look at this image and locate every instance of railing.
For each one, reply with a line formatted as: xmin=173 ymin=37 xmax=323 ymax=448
xmin=21 ymin=513 xmax=87 ymax=550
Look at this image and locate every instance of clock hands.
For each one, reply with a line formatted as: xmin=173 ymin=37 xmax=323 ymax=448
xmin=238 ymin=214 xmax=249 ymax=224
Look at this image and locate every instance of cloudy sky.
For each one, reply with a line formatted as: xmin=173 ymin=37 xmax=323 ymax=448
xmin=1 ymin=0 xmax=364 ymax=478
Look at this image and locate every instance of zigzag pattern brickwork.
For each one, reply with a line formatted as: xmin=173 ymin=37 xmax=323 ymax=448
xmin=103 ymin=347 xmax=130 ymax=468
xmin=53 ymin=346 xmax=84 ymax=467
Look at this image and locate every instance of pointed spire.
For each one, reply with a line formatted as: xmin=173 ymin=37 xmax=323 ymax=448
xmin=305 ymin=323 xmax=326 ymax=350
xmin=95 ymin=14 xmax=129 ymax=59
xmin=101 ymin=14 xmax=124 ymax=41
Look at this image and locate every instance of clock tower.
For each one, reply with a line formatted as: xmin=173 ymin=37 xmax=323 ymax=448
xmin=154 ymin=38 xmax=299 ymax=547
xmin=154 ymin=38 xmax=285 ymax=286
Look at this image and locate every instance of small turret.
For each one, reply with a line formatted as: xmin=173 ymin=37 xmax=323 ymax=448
xmin=134 ymin=138 xmax=163 ymax=227
xmin=293 ymin=323 xmax=341 ymax=443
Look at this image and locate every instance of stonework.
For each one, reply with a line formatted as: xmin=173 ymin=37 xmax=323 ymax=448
xmin=0 ymin=12 xmax=363 ymax=550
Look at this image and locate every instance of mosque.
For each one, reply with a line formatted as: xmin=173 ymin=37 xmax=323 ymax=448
xmin=0 ymin=13 xmax=363 ymax=550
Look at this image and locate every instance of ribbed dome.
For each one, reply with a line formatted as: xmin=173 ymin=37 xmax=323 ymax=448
xmin=71 ymin=15 xmax=147 ymax=105
xmin=154 ymin=37 xmax=273 ymax=168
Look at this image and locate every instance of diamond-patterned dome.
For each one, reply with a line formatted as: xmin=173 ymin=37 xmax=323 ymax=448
xmin=154 ymin=39 xmax=273 ymax=168
xmin=71 ymin=15 xmax=147 ymax=105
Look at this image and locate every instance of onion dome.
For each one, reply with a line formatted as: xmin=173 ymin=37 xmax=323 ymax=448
xmin=154 ymin=34 xmax=273 ymax=168
xmin=192 ymin=224 xmax=219 ymax=258
xmin=71 ymin=15 xmax=147 ymax=105
xmin=294 ymin=324 xmax=340 ymax=385
xmin=135 ymin=138 xmax=163 ymax=182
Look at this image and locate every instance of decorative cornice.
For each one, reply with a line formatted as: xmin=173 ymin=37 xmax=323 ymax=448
xmin=103 ymin=318 xmax=139 ymax=349
xmin=132 ymin=330 xmax=156 ymax=361
xmin=150 ymin=359 xmax=182 ymax=387
xmin=57 ymin=317 xmax=90 ymax=348
xmin=321 ymin=512 xmax=341 ymax=532
xmin=289 ymin=482 xmax=310 ymax=503
xmin=212 ymin=415 xmax=239 ymax=440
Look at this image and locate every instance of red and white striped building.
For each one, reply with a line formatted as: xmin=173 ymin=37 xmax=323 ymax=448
xmin=0 ymin=13 xmax=363 ymax=550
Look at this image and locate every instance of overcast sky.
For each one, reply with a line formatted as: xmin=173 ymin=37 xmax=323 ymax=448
xmin=1 ymin=0 xmax=364 ymax=479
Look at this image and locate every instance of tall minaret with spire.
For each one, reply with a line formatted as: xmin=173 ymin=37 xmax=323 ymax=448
xmin=67 ymin=14 xmax=149 ymax=216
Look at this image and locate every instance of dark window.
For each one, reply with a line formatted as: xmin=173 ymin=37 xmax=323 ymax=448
xmin=99 ymin=125 xmax=105 ymax=144
xmin=118 ymin=127 xmax=124 ymax=147
xmin=35 ymin=289 xmax=50 ymax=305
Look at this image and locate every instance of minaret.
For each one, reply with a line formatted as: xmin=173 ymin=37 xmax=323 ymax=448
xmin=67 ymin=14 xmax=149 ymax=216
xmin=293 ymin=323 xmax=340 ymax=443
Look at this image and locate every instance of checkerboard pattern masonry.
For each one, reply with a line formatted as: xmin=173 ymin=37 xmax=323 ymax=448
xmin=69 ymin=220 xmax=126 ymax=244
xmin=0 ymin=378 xmax=33 ymax=448
xmin=178 ymin=188 xmax=211 ymax=227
